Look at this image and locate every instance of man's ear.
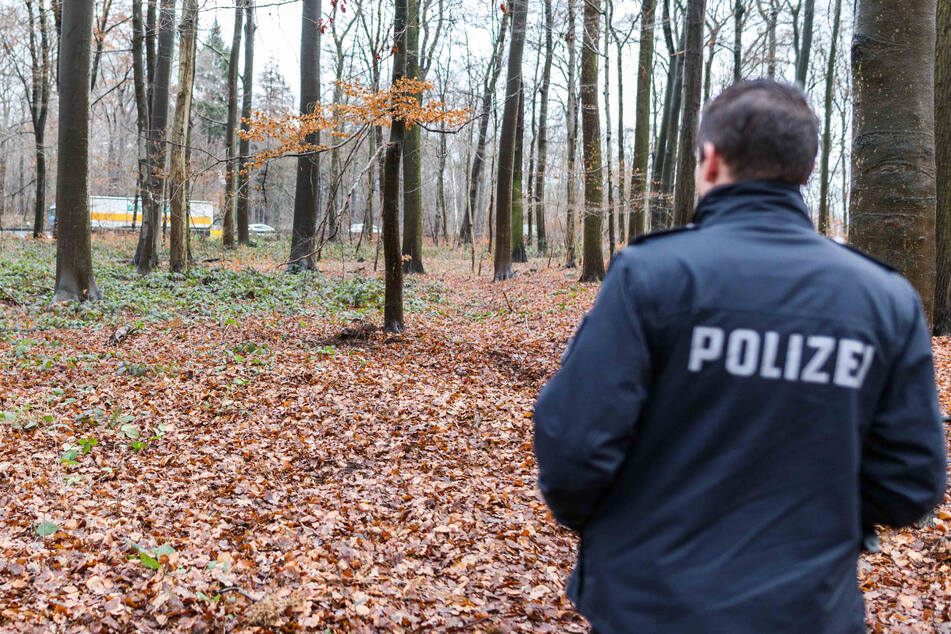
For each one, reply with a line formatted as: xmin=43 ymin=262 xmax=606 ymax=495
xmin=701 ymin=142 xmax=719 ymax=184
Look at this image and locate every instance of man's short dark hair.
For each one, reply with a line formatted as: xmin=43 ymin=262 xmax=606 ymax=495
xmin=698 ymin=79 xmax=820 ymax=184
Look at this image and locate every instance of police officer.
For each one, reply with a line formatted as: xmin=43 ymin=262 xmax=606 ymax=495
xmin=533 ymin=80 xmax=947 ymax=633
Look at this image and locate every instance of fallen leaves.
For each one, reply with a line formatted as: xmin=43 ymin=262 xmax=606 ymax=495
xmin=0 ymin=240 xmax=948 ymax=631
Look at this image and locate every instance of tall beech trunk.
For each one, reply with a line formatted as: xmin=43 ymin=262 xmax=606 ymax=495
xmin=817 ymin=0 xmax=842 ymax=236
xmin=733 ymin=0 xmax=744 ymax=81
xmin=765 ymin=0 xmax=777 ymax=78
xmin=135 ymin=0 xmax=175 ymax=274
xmin=795 ymin=0 xmax=814 ymax=87
xmin=935 ymin=0 xmax=951 ymax=333
xmin=511 ymin=82 xmax=527 ymax=263
xmin=579 ymin=0 xmax=604 ymax=282
xmin=19 ymin=0 xmax=52 ymax=237
xmin=629 ymin=0 xmax=656 ymax=240
xmin=460 ymin=10 xmax=509 ymax=244
xmin=222 ymin=2 xmax=243 ymax=249
xmin=237 ymin=0 xmax=255 ymax=246
xmin=402 ymin=0 xmax=424 ymax=273
xmin=168 ymin=0 xmax=197 ymax=272
xmin=672 ymin=0 xmax=706 ymax=226
xmin=611 ymin=9 xmax=629 ymax=244
xmin=660 ymin=29 xmax=685 ymax=197
xmin=533 ymin=0 xmax=552 ymax=252
xmin=493 ymin=0 xmax=527 ymax=281
xmin=565 ymin=0 xmax=579 ymax=268
xmin=382 ymin=0 xmax=408 ymax=330
xmin=850 ymin=0 xmax=937 ymax=324
xmin=53 ymin=0 xmax=100 ymax=302
xmin=288 ymin=0 xmax=322 ymax=271
xmin=603 ymin=0 xmax=615 ymax=253
xmin=131 ymin=0 xmax=150 ymax=238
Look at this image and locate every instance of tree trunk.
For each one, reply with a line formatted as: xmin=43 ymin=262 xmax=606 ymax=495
xmin=629 ymin=0 xmax=656 ymax=240
xmin=533 ymin=0 xmax=553 ymax=252
xmin=460 ymin=10 xmax=509 ymax=244
xmin=222 ymin=2 xmax=243 ymax=249
xmin=817 ymin=0 xmax=842 ymax=237
xmin=169 ymin=0 xmax=197 ymax=272
xmin=33 ymin=137 xmax=46 ymax=237
xmin=795 ymin=0 xmax=814 ymax=87
xmin=382 ymin=0 xmax=408 ymax=330
xmin=672 ymin=0 xmax=706 ymax=226
xmin=131 ymin=0 xmax=150 ymax=240
xmin=733 ymin=0 xmax=744 ymax=81
xmin=21 ymin=0 xmax=52 ymax=238
xmin=511 ymin=81 xmax=527 ymax=263
xmin=850 ymin=0 xmax=937 ymax=324
xmin=766 ymin=0 xmax=777 ymax=78
xmin=661 ymin=29 xmax=685 ymax=197
xmin=52 ymin=0 xmax=100 ymax=302
xmin=135 ymin=0 xmax=175 ymax=274
xmin=402 ymin=0 xmax=424 ymax=273
xmin=934 ymin=0 xmax=951 ymax=333
xmin=612 ymin=7 xmax=628 ymax=244
xmin=493 ymin=0 xmax=527 ymax=281
xmin=565 ymin=0 xmax=579 ymax=268
xmin=603 ymin=0 xmax=615 ymax=254
xmin=288 ymin=0 xmax=322 ymax=271
xmin=237 ymin=0 xmax=255 ymax=246
xmin=579 ymin=0 xmax=604 ymax=282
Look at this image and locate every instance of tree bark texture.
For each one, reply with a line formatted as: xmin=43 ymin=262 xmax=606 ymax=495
xmin=579 ymin=0 xmax=604 ymax=282
xmin=850 ymin=0 xmax=938 ymax=324
xmin=493 ymin=0 xmax=527 ymax=281
xmin=288 ymin=0 xmax=322 ymax=271
xmin=53 ymin=0 xmax=100 ymax=302
xmin=629 ymin=0 xmax=656 ymax=240
xmin=169 ymin=0 xmax=197 ymax=272
xmin=672 ymin=0 xmax=706 ymax=227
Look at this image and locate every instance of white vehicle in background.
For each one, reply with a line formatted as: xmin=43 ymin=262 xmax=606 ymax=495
xmin=249 ymin=223 xmax=276 ymax=235
xmin=349 ymin=223 xmax=379 ymax=235
xmin=49 ymin=196 xmax=215 ymax=231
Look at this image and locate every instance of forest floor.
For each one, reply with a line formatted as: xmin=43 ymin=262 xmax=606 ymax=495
xmin=0 ymin=233 xmax=949 ymax=633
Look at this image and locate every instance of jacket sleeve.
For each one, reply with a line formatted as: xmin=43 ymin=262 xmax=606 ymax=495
xmin=861 ymin=296 xmax=947 ymax=529
xmin=533 ymin=255 xmax=651 ymax=531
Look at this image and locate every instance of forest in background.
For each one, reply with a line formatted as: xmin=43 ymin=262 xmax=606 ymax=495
xmin=1 ymin=0 xmax=951 ymax=629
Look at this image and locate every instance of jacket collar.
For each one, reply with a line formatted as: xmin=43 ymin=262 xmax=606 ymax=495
xmin=692 ymin=179 xmax=814 ymax=229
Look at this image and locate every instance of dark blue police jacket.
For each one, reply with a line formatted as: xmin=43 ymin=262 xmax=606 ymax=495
xmin=534 ymin=180 xmax=947 ymax=633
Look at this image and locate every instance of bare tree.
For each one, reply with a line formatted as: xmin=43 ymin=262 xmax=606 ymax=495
xmin=402 ymin=0 xmax=424 ymax=272
xmin=629 ymin=0 xmax=656 ymax=239
xmin=222 ymin=0 xmax=243 ymax=249
xmin=52 ymin=0 xmax=100 ymax=302
xmin=672 ymin=0 xmax=706 ymax=226
xmin=512 ymin=80 xmax=527 ymax=262
xmin=2 ymin=0 xmax=52 ymax=237
xmin=236 ymin=0 xmax=255 ymax=246
xmin=460 ymin=10 xmax=509 ymax=244
xmin=733 ymin=0 xmax=744 ymax=81
xmin=134 ymin=0 xmax=175 ymax=274
xmin=565 ymin=0 xmax=579 ymax=267
xmin=493 ymin=0 xmax=527 ymax=281
xmin=532 ymin=0 xmax=553 ymax=252
xmin=579 ymin=0 xmax=604 ymax=282
xmin=817 ymin=0 xmax=842 ymax=236
xmin=288 ymin=0 xmax=322 ymax=271
xmin=382 ymin=0 xmax=408 ymax=330
xmin=794 ymin=0 xmax=814 ymax=86
xmin=850 ymin=0 xmax=937 ymax=323
xmin=934 ymin=0 xmax=951 ymax=332
xmin=169 ymin=0 xmax=197 ymax=272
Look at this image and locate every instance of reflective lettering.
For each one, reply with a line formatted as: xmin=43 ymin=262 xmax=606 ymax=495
xmin=801 ymin=336 xmax=836 ymax=384
xmin=725 ymin=329 xmax=760 ymax=376
xmin=689 ymin=326 xmax=725 ymax=372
